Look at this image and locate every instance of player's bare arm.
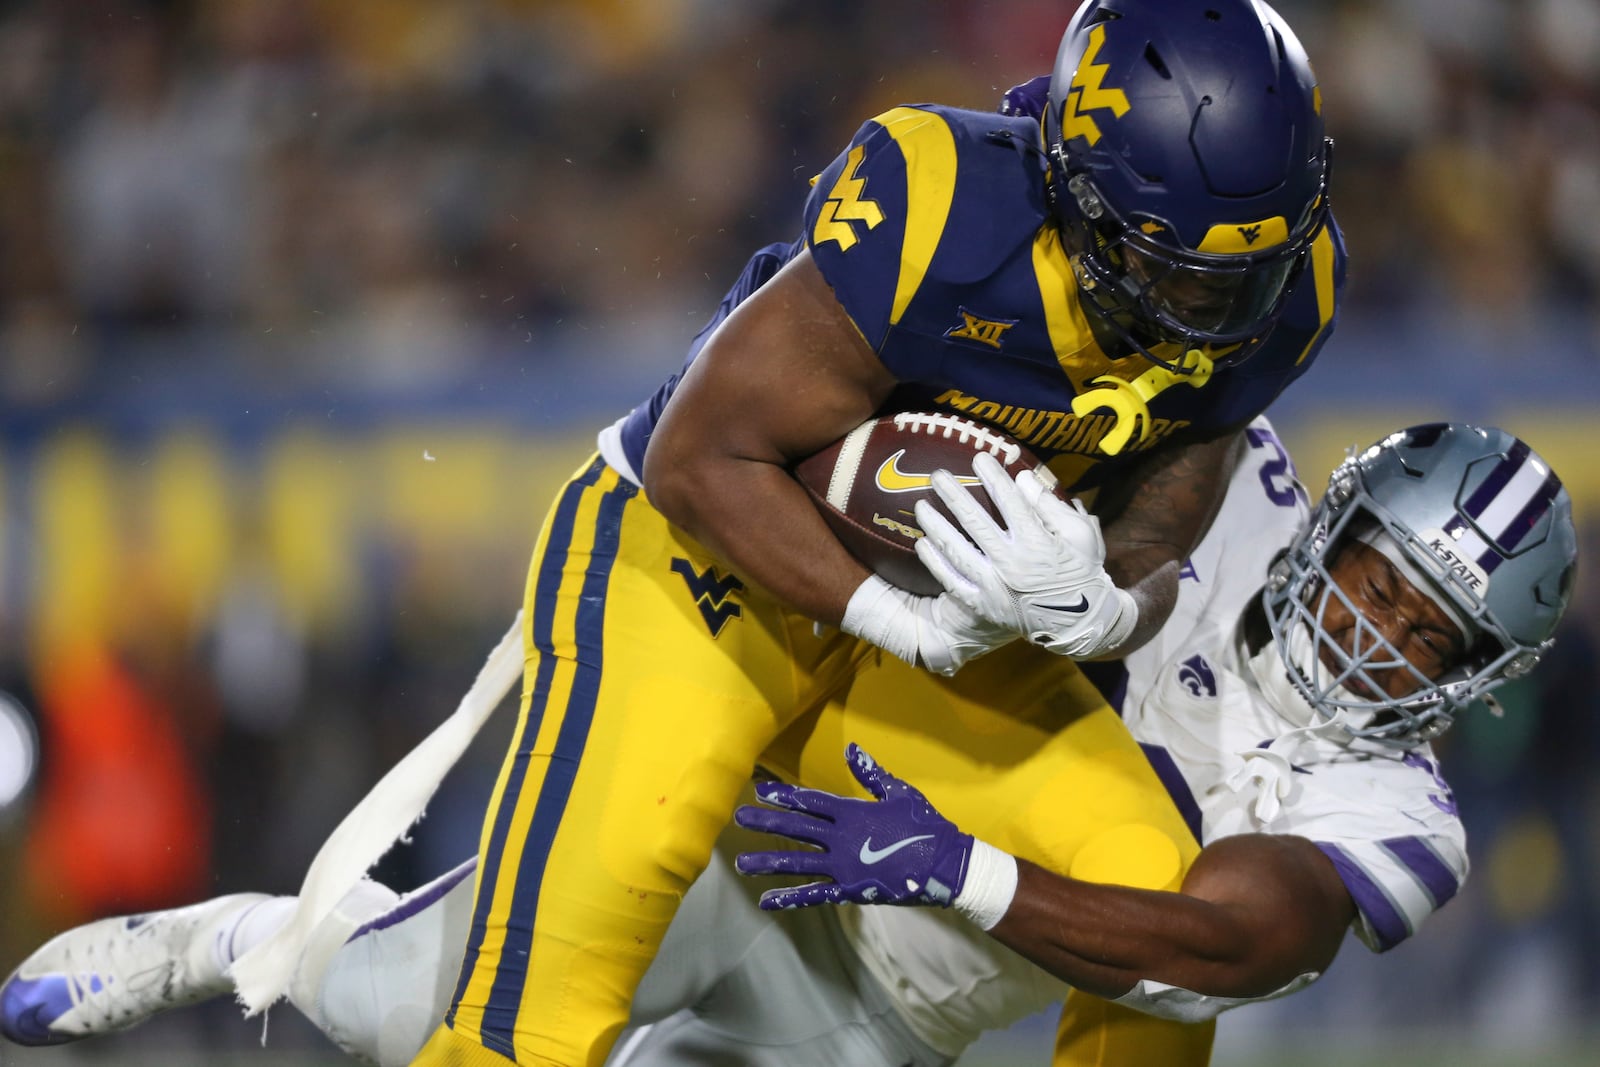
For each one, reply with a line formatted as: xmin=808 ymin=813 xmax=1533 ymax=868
xmin=643 ymin=248 xmax=896 ymax=625
xmin=1091 ymin=428 xmax=1248 ymax=655
xmin=990 ymin=832 xmax=1353 ymax=1000
xmin=736 ymin=744 xmax=1350 ymax=1007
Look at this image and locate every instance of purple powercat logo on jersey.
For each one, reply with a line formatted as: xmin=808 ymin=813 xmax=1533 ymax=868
xmin=1177 ymin=654 xmax=1217 ymax=698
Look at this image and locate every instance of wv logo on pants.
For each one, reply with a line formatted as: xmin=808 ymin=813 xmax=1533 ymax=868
xmin=671 ymin=558 xmax=746 ymax=637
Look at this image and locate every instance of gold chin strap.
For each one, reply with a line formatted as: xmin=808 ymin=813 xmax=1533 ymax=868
xmin=1070 ymin=346 xmax=1215 ymax=456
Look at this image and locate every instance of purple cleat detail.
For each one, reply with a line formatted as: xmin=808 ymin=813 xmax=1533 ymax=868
xmin=0 ymin=893 xmax=268 ymax=1048
xmin=1 ymin=974 xmax=81 ymax=1045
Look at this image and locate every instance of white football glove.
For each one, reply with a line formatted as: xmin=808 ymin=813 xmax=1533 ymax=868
xmin=913 ymin=452 xmax=1137 ymax=660
xmin=840 ymin=575 xmax=1016 ymax=676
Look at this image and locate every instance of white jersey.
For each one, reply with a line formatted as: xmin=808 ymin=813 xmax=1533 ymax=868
xmin=844 ymin=416 xmax=1470 ymax=1053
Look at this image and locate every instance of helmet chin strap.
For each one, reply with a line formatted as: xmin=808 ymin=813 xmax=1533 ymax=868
xmin=1241 ymin=618 xmax=1363 ymax=731
xmin=1074 ymin=280 xmax=1210 ymax=374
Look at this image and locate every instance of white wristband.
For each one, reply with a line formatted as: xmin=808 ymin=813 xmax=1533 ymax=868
xmin=1102 ymin=586 xmax=1139 ymax=652
xmin=839 ymin=575 xmax=919 ymax=667
xmin=952 ymin=838 xmax=1019 ymax=931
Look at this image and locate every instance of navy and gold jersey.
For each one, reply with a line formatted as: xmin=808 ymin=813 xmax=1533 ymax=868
xmin=618 ymin=104 xmax=1346 ymax=493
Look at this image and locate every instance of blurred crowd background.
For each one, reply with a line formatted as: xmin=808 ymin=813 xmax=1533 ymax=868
xmin=0 ymin=1 xmax=1596 ymax=1064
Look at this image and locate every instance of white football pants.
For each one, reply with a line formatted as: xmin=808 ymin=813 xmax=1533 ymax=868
xmin=296 ymin=821 xmax=952 ymax=1067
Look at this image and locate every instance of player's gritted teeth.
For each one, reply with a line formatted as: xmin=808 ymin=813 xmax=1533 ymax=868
xmin=1318 ymin=542 xmax=1466 ymax=701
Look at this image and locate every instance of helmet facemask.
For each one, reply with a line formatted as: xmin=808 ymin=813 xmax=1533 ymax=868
xmin=1262 ymin=460 xmax=1546 ymax=747
xmin=1052 ymin=158 xmax=1331 ymax=370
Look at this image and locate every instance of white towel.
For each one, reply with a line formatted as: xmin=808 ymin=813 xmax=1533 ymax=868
xmin=230 ymin=613 xmax=525 ymax=1015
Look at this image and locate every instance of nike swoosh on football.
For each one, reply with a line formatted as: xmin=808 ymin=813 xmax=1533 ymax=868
xmin=1034 ymin=595 xmax=1090 ymax=614
xmin=874 ymin=450 xmax=982 ymax=494
xmin=859 ymin=834 xmax=936 ymax=864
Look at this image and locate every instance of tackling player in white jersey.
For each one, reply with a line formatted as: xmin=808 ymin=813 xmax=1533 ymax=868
xmin=734 ymin=418 xmax=1573 ymax=1036
xmin=1 ymin=420 xmax=1576 ymax=1065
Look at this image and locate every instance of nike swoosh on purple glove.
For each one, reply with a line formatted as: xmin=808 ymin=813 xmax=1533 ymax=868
xmin=734 ymin=743 xmax=975 ymax=911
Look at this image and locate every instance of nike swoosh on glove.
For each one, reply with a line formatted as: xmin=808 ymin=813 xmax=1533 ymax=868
xmin=913 ymin=452 xmax=1137 ymax=659
xmin=733 ymin=744 xmax=973 ymax=910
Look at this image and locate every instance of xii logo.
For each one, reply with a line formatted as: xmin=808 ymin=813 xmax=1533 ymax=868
xmin=945 ymin=308 xmax=1017 ymax=350
xmin=671 ymin=558 xmax=746 ymax=637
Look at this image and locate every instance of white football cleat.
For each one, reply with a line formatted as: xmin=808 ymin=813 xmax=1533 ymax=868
xmin=0 ymin=893 xmax=268 ymax=1046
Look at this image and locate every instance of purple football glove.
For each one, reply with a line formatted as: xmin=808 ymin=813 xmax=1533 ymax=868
xmin=998 ymin=74 xmax=1050 ymax=120
xmin=734 ymin=743 xmax=974 ymax=911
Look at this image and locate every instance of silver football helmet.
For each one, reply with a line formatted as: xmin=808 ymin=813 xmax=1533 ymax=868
xmin=1263 ymin=423 xmax=1576 ymax=745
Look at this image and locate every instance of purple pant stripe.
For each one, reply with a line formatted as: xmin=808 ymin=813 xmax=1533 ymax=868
xmin=349 ymin=856 xmax=479 ymax=942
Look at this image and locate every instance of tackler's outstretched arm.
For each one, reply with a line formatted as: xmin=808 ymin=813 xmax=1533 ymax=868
xmin=736 ymin=744 xmax=1354 ymax=1020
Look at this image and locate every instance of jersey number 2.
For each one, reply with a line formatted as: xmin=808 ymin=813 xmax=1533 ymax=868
xmin=1246 ymin=426 xmax=1308 ymax=509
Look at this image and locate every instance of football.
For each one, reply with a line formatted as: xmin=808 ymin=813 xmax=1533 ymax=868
xmin=793 ymin=411 xmax=1057 ymax=596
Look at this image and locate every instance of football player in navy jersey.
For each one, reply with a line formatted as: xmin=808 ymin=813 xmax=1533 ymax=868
xmin=371 ymin=3 xmax=1342 ymax=1064
xmin=421 ymin=6 xmax=1341 ymax=1061
xmin=0 ymin=4 xmax=1346 ymax=1067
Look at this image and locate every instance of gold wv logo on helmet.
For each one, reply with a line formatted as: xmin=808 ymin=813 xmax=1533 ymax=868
xmin=1061 ymin=25 xmax=1130 ymax=146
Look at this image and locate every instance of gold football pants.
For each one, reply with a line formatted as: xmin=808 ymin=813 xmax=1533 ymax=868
xmin=412 ymin=456 xmax=1208 ymax=1066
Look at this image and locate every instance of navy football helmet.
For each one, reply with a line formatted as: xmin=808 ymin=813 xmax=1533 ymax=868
xmin=1044 ymin=0 xmax=1332 ymax=365
xmin=1264 ymin=424 xmax=1577 ymax=746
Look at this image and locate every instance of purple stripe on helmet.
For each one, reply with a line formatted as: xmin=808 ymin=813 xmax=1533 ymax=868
xmin=1460 ymin=440 xmax=1530 ymax=520
xmin=1315 ymin=842 xmax=1412 ymax=951
xmin=1138 ymin=743 xmax=1203 ymax=844
xmin=349 ymin=856 xmax=478 ymax=942
xmin=1438 ymin=520 xmax=1503 ymax=576
xmin=1494 ymin=470 xmax=1561 ymax=553
xmin=1377 ymin=836 xmax=1460 ymax=909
